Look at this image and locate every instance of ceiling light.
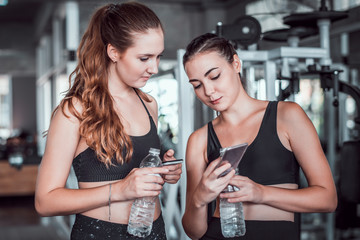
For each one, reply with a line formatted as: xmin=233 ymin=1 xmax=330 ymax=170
xmin=0 ymin=0 xmax=8 ymax=6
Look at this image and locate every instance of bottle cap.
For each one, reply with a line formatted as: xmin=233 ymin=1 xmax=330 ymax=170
xmin=220 ymin=148 xmax=226 ymax=157
xmin=149 ymin=148 xmax=160 ymax=155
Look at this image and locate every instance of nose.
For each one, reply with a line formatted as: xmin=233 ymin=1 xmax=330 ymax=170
xmin=147 ymin=61 xmax=159 ymax=75
xmin=203 ymin=82 xmax=215 ymax=96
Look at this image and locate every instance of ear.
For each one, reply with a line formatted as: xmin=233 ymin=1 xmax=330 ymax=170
xmin=232 ymin=54 xmax=242 ymax=73
xmin=107 ymin=44 xmax=119 ymax=63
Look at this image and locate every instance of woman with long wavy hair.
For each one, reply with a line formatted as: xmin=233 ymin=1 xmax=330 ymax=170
xmin=35 ymin=2 xmax=182 ymax=239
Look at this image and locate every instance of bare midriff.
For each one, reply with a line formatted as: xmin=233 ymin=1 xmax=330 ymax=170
xmin=213 ymin=183 xmax=298 ymax=222
xmin=78 ymin=181 xmax=162 ymax=224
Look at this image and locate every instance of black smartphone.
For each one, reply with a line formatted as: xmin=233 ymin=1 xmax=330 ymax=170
xmin=217 ymin=143 xmax=248 ymax=177
xmin=162 ymin=159 xmax=183 ymax=166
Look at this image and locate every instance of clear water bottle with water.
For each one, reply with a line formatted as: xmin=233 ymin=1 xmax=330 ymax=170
xmin=219 ymin=178 xmax=246 ymax=237
xmin=127 ymin=148 xmax=162 ymax=238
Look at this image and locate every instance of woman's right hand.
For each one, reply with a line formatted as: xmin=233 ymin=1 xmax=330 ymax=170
xmin=114 ymin=167 xmax=169 ymax=201
xmin=193 ymin=157 xmax=235 ymax=206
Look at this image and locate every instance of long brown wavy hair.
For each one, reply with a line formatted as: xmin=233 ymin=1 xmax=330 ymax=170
xmin=54 ymin=2 xmax=163 ymax=167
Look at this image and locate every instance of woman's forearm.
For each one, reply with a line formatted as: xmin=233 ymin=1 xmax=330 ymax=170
xmin=261 ymin=185 xmax=337 ymax=213
xmin=182 ymin=193 xmax=209 ymax=239
xmin=35 ymin=184 xmax=111 ymax=217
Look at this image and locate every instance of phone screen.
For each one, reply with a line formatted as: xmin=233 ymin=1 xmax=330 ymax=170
xmin=217 ymin=143 xmax=248 ymax=177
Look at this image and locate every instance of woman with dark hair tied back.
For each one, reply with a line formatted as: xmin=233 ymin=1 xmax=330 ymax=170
xmin=181 ymin=33 xmax=337 ymax=239
xmin=35 ymin=2 xmax=182 ymax=239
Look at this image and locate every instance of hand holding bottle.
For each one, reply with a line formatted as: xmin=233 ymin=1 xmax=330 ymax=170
xmin=220 ymin=183 xmax=246 ymax=237
xmin=221 ymin=175 xmax=264 ymax=204
xmin=116 ymin=165 xmax=169 ymax=201
xmin=128 ymin=148 xmax=164 ymax=238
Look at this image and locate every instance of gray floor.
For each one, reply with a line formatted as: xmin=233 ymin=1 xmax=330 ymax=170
xmin=0 ymin=196 xmax=69 ymax=240
xmin=0 ymin=225 xmax=68 ymax=240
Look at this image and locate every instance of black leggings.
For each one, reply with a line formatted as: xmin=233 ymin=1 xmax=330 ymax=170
xmin=200 ymin=217 xmax=300 ymax=240
xmin=71 ymin=214 xmax=167 ymax=240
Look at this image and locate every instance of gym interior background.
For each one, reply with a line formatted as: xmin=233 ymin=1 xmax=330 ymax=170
xmin=0 ymin=0 xmax=359 ymax=239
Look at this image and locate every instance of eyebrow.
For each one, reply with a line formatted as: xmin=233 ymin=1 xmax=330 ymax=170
xmin=189 ymin=67 xmax=218 ymax=82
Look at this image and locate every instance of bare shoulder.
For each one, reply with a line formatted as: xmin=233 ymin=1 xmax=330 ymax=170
xmin=143 ymin=92 xmax=158 ymax=116
xmin=277 ymin=101 xmax=309 ymax=123
xmin=41 ymin=97 xmax=83 ymax=176
xmin=188 ymin=124 xmax=207 ymax=146
xmin=144 ymin=92 xmax=156 ymax=102
xmin=44 ymin=97 xmax=83 ymax=158
xmin=147 ymin=93 xmax=158 ymax=108
xmin=186 ymin=124 xmax=208 ymax=163
xmin=277 ymin=101 xmax=316 ymax=136
xmin=53 ymin=97 xmax=83 ymax=124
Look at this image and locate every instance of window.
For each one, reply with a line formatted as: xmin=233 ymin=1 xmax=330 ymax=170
xmin=142 ymin=73 xmax=179 ymax=154
xmin=0 ymin=75 xmax=12 ymax=140
xmin=334 ymin=0 xmax=360 ymax=10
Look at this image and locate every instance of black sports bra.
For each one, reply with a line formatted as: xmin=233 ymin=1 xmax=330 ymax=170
xmin=207 ymin=101 xmax=299 ymax=186
xmin=72 ymin=90 xmax=160 ymax=182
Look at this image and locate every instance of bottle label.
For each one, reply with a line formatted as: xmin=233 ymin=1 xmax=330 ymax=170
xmin=148 ymin=173 xmax=161 ymax=177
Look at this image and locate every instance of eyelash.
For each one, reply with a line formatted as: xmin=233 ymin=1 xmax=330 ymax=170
xmin=194 ymin=84 xmax=201 ymax=89
xmin=211 ymin=74 xmax=220 ymax=80
xmin=193 ymin=73 xmax=220 ymax=89
xmin=140 ymin=55 xmax=163 ymax=62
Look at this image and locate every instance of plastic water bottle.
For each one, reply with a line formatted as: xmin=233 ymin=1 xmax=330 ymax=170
xmin=219 ymin=184 xmax=246 ymax=237
xmin=127 ymin=148 xmax=162 ymax=238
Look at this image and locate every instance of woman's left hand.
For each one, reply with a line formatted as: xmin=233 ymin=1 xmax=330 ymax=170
xmin=220 ymin=175 xmax=264 ymax=203
xmin=161 ymin=149 xmax=182 ymax=184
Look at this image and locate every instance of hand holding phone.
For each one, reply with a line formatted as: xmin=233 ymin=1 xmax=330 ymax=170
xmin=217 ymin=143 xmax=248 ymax=177
xmin=162 ymin=159 xmax=183 ymax=166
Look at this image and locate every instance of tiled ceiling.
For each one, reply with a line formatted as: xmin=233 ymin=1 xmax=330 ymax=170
xmin=0 ymin=0 xmax=242 ymax=22
xmin=0 ymin=0 xmax=244 ymax=76
xmin=0 ymin=0 xmax=43 ymax=22
xmin=0 ymin=0 xmax=336 ymax=76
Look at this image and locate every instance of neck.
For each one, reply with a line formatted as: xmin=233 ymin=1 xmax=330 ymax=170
xmin=107 ymin=65 xmax=134 ymax=98
xmin=218 ymin=93 xmax=258 ymax=125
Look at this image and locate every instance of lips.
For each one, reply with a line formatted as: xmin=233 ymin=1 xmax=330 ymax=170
xmin=210 ymin=97 xmax=222 ymax=105
xmin=141 ymin=76 xmax=151 ymax=81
